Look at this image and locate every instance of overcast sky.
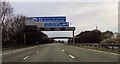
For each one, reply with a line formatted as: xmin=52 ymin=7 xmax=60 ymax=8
xmin=9 ymin=1 xmax=118 ymax=38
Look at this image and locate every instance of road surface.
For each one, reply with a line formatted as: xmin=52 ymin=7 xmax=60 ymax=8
xmin=1 ymin=43 xmax=119 ymax=63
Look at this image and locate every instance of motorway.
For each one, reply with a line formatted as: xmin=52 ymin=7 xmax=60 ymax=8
xmin=1 ymin=43 xmax=119 ymax=62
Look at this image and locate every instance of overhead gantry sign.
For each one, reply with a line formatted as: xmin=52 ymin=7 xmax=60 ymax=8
xmin=24 ymin=16 xmax=75 ymax=44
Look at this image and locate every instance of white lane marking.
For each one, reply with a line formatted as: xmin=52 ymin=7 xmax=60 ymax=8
xmin=87 ymin=49 xmax=98 ymax=52
xmin=37 ymin=51 xmax=39 ymax=52
xmin=11 ymin=49 xmax=26 ymax=53
xmin=12 ymin=50 xmax=20 ymax=53
xmin=84 ymin=48 xmax=120 ymax=56
xmin=62 ymin=50 xmax=65 ymax=52
xmin=59 ymin=48 xmax=61 ymax=49
xmin=23 ymin=56 xmax=29 ymax=60
xmin=80 ymin=48 xmax=85 ymax=49
xmin=97 ymin=51 xmax=104 ymax=53
xmin=109 ymin=53 xmax=119 ymax=55
xmin=75 ymin=47 xmax=79 ymax=48
xmin=2 ymin=45 xmax=40 ymax=55
xmin=0 ymin=54 xmax=2 ymax=56
xmin=69 ymin=55 xmax=75 ymax=59
xmin=69 ymin=45 xmax=120 ymax=56
xmin=3 ymin=52 xmax=12 ymax=55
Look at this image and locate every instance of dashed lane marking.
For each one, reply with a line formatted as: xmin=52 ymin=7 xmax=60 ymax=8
xmin=69 ymin=55 xmax=75 ymax=59
xmin=37 ymin=51 xmax=39 ymax=52
xmin=62 ymin=50 xmax=65 ymax=52
xmin=23 ymin=56 xmax=29 ymax=60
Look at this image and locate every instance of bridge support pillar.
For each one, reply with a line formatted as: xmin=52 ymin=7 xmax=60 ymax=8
xmin=73 ymin=30 xmax=75 ymax=44
xmin=24 ymin=32 xmax=26 ymax=45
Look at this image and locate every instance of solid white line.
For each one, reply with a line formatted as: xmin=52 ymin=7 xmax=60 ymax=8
xmin=75 ymin=47 xmax=79 ymax=48
xmin=0 ymin=54 xmax=2 ymax=56
xmin=109 ymin=53 xmax=119 ymax=55
xmin=69 ymin=55 xmax=75 ymax=59
xmin=3 ymin=52 xmax=12 ymax=55
xmin=73 ymin=46 xmax=120 ymax=56
xmin=23 ymin=56 xmax=29 ymax=60
xmin=2 ymin=46 xmax=39 ymax=55
xmin=62 ymin=50 xmax=65 ymax=52
xmin=80 ymin=48 xmax=85 ymax=49
xmin=85 ymin=48 xmax=120 ymax=56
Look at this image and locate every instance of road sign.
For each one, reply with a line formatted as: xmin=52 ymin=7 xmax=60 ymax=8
xmin=26 ymin=16 xmax=69 ymax=28
xmin=26 ymin=21 xmax=44 ymax=27
xmin=44 ymin=22 xmax=69 ymax=27
xmin=27 ymin=16 xmax=66 ymax=22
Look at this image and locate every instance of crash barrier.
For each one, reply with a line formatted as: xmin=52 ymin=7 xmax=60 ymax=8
xmin=73 ymin=43 xmax=120 ymax=51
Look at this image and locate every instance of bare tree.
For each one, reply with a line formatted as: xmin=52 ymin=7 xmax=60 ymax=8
xmin=0 ymin=1 xmax=14 ymax=47
xmin=0 ymin=1 xmax=13 ymax=23
xmin=9 ymin=15 xmax=26 ymax=44
xmin=0 ymin=1 xmax=50 ymax=48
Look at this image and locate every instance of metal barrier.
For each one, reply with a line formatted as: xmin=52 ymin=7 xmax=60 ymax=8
xmin=74 ymin=43 xmax=120 ymax=51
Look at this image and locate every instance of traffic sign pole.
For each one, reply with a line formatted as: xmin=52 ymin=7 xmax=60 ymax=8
xmin=24 ymin=32 xmax=26 ymax=45
xmin=73 ymin=30 xmax=75 ymax=44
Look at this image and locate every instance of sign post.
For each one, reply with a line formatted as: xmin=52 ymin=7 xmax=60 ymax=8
xmin=23 ymin=32 xmax=26 ymax=45
xmin=73 ymin=30 xmax=75 ymax=44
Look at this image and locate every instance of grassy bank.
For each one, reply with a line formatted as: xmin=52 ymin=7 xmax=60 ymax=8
xmin=70 ymin=44 xmax=120 ymax=54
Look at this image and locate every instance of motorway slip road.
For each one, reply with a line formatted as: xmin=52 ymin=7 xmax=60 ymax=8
xmin=1 ymin=43 xmax=119 ymax=63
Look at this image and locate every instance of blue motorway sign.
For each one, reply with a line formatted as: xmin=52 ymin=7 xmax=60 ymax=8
xmin=44 ymin=22 xmax=69 ymax=27
xmin=26 ymin=16 xmax=69 ymax=27
xmin=27 ymin=16 xmax=66 ymax=22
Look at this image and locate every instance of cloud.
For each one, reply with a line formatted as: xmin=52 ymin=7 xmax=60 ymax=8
xmin=6 ymin=0 xmax=119 ymax=2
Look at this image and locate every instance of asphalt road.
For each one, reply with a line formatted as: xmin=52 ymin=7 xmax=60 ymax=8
xmin=1 ymin=43 xmax=119 ymax=62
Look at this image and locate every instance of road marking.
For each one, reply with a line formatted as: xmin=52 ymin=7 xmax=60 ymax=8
xmin=2 ymin=45 xmax=40 ymax=55
xmin=0 ymin=54 xmax=2 ymax=56
xmin=23 ymin=56 xmax=29 ymax=60
xmin=69 ymin=46 xmax=120 ymax=56
xmin=3 ymin=52 xmax=12 ymax=55
xmin=12 ymin=50 xmax=19 ymax=53
xmin=37 ymin=51 xmax=39 ymax=52
xmin=109 ymin=53 xmax=119 ymax=55
xmin=62 ymin=50 xmax=65 ymax=52
xmin=75 ymin=47 xmax=79 ymax=48
xmin=69 ymin=55 xmax=75 ymax=59
xmin=87 ymin=49 xmax=98 ymax=52
xmin=97 ymin=51 xmax=104 ymax=53
xmin=79 ymin=48 xmax=85 ymax=49
xmin=59 ymin=48 xmax=61 ymax=49
xmin=85 ymin=48 xmax=120 ymax=56
xmin=27 ymin=48 xmax=31 ymax=49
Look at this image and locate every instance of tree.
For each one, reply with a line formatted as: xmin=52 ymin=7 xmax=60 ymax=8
xmin=70 ymin=29 xmax=103 ymax=43
xmin=102 ymin=30 xmax=113 ymax=39
xmin=0 ymin=1 xmax=52 ymax=48
xmin=9 ymin=15 xmax=26 ymax=45
xmin=0 ymin=1 xmax=13 ymax=23
xmin=0 ymin=1 xmax=14 ymax=47
xmin=101 ymin=32 xmax=120 ymax=44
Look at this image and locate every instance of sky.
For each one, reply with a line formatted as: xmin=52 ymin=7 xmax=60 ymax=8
xmin=4 ymin=0 xmax=120 ymax=2
xmin=6 ymin=0 xmax=118 ymax=39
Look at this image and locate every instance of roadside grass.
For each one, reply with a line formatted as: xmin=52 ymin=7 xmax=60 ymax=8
xmin=71 ymin=44 xmax=120 ymax=54
xmin=2 ymin=45 xmax=37 ymax=51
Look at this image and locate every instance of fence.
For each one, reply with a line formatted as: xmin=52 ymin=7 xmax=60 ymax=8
xmin=72 ymin=43 xmax=120 ymax=51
